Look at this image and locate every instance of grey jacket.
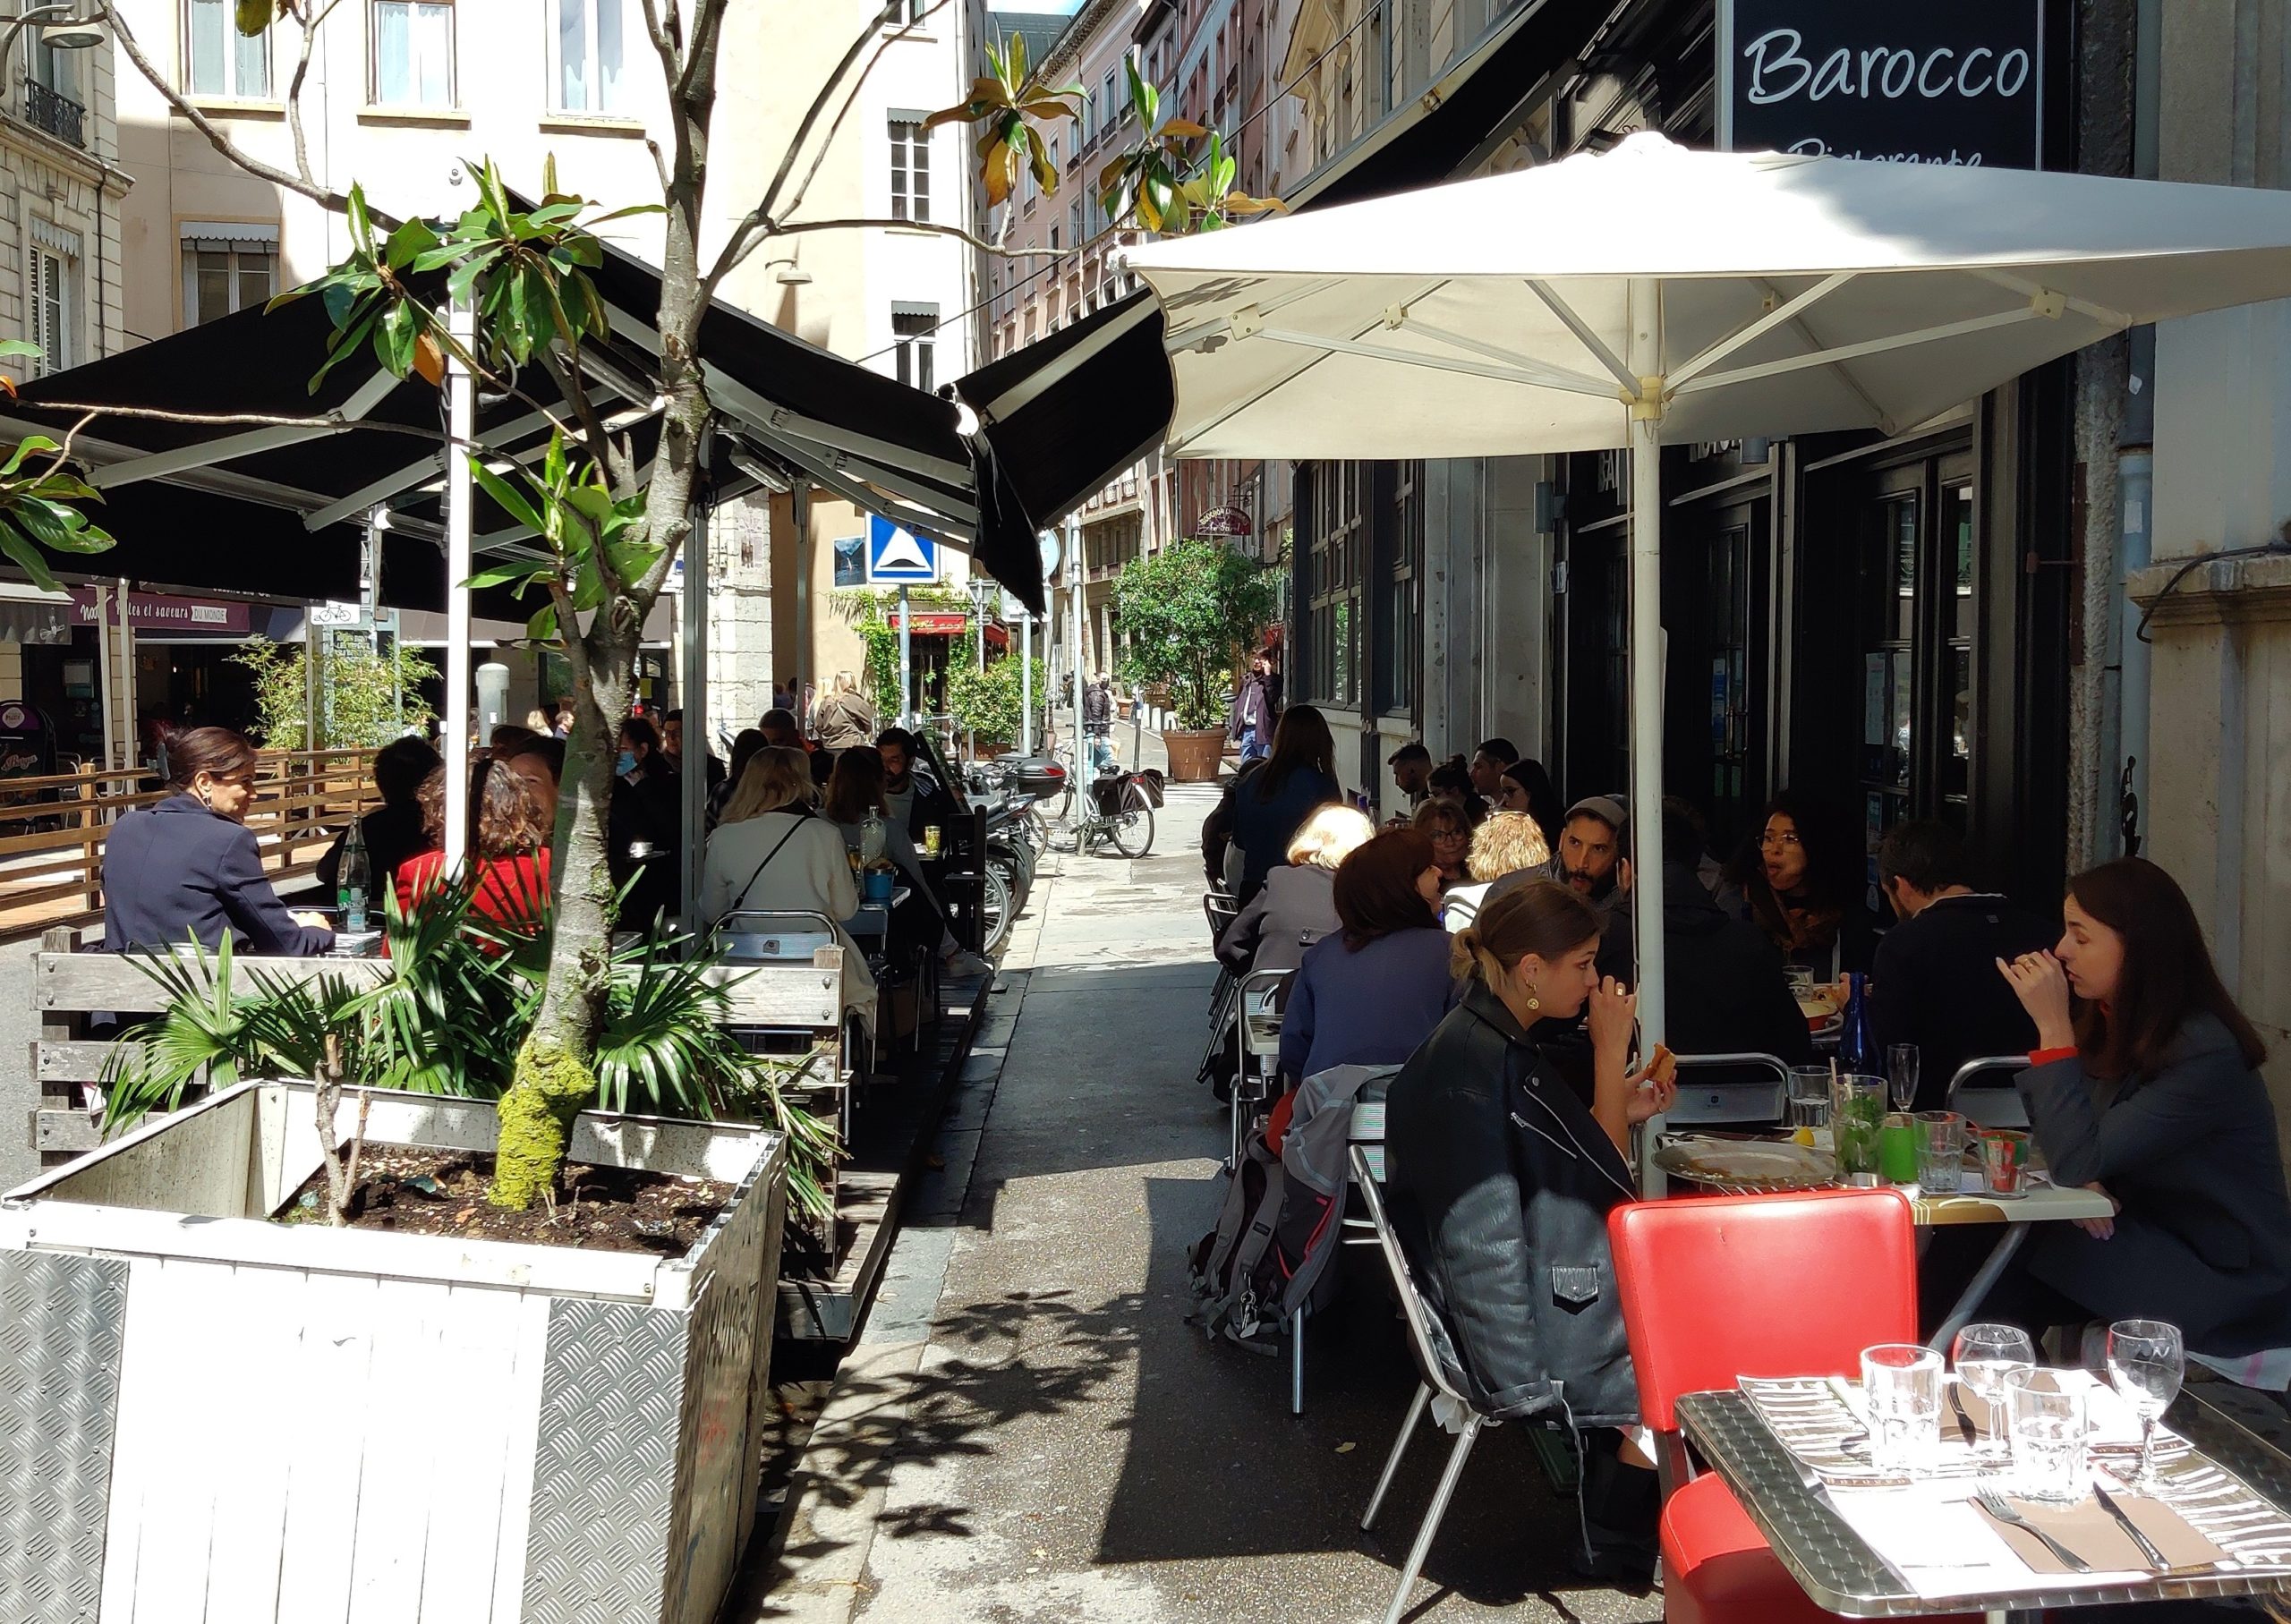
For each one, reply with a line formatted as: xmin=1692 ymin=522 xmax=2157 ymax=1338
xmin=1383 ymin=982 xmax=1639 ymax=1424
xmin=2020 ymin=1012 xmax=2291 ymax=1356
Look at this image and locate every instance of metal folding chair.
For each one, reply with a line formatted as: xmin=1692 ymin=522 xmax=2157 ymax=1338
xmin=1228 ymin=966 xmax=1290 ymax=1168
xmin=1946 ymin=1054 xmax=2031 ymax=1128
xmin=1663 ymin=1050 xmax=1794 ymax=1127
xmin=1350 ymin=1143 xmax=1506 ymax=1624
xmin=714 ymin=909 xmax=863 ymax=1135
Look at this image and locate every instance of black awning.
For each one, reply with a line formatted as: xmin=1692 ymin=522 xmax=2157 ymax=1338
xmin=954 ymin=0 xmax=1606 ymax=549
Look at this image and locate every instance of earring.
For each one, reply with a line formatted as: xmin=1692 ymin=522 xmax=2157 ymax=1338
xmin=1525 ymin=988 xmax=1541 ymax=1011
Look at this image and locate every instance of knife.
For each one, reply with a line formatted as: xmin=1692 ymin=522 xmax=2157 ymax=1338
xmin=2095 ymin=1483 xmax=2171 ymax=1571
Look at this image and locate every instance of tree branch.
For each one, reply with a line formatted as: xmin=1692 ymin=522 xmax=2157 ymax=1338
xmin=771 ymin=0 xmax=961 ymax=228
xmin=772 ymin=217 xmax=1060 ymax=258
xmin=283 ymin=0 xmax=351 ymax=190
xmin=97 ymin=1 xmax=350 ymax=215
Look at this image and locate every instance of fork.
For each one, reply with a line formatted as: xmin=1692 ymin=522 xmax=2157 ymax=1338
xmin=1977 ymin=1487 xmax=2093 ymax=1573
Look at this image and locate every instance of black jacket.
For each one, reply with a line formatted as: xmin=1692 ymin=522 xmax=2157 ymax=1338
xmin=103 ymin=794 xmax=334 ymax=956
xmin=1383 ymin=983 xmax=1640 ymax=1424
xmin=1871 ymin=892 xmax=2055 ymax=1110
xmin=1215 ymin=863 xmax=1337 ymax=976
xmin=609 ymin=764 xmax=683 ymax=929
xmin=1599 ymin=860 xmax=1814 ymax=1067
xmin=2019 ymin=1013 xmax=2291 ymax=1356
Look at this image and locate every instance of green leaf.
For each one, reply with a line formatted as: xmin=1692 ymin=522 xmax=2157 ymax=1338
xmin=525 ymin=602 xmax=559 ymax=642
xmin=374 ymin=298 xmax=418 ymax=378
xmin=468 ymin=458 xmax=546 ymax=535
xmin=0 ymin=339 xmax=40 ymax=361
xmin=464 ymin=557 xmax=549 ymax=591
xmin=345 ymin=183 xmax=375 ymax=258
xmin=0 ymin=520 xmax=62 ymax=593
xmin=0 ymin=435 xmax=60 ymax=480
xmin=383 ymin=218 xmax=440 ymax=271
xmin=12 ymin=497 xmax=113 ymax=553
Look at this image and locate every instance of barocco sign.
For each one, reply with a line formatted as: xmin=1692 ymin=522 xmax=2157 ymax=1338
xmin=1716 ymin=0 xmax=2046 ymax=170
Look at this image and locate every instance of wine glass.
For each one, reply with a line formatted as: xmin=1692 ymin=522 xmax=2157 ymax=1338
xmin=2108 ymin=1318 xmax=2185 ymax=1490
xmin=1951 ymin=1322 xmax=2036 ymax=1463
xmin=1887 ymin=1042 xmax=1921 ymax=1113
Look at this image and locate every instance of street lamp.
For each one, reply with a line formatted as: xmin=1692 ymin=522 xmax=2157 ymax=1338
xmin=1 ymin=4 xmax=106 ymax=61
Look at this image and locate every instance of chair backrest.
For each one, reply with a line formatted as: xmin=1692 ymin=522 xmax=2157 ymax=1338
xmin=1664 ymin=1051 xmax=1792 ymax=1127
xmin=1350 ymin=1144 xmax=1477 ymax=1409
xmin=1205 ymin=890 xmax=1239 ymax=944
xmin=713 ymin=909 xmax=839 ymax=964
xmin=1608 ymin=1186 xmax=1918 ymax=1432
xmin=1947 ymin=1055 xmax=2032 ymax=1129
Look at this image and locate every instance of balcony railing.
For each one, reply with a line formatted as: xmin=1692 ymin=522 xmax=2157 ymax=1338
xmin=23 ymin=80 xmax=84 ymax=148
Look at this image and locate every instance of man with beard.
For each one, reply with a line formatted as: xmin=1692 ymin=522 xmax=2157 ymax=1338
xmin=1544 ymin=795 xmax=1631 ymax=926
xmin=1468 ymin=736 xmax=1519 ymax=802
xmin=876 ymin=726 xmax=959 ymax=843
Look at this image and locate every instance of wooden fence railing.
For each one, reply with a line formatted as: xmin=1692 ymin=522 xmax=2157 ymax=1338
xmin=0 ymin=748 xmax=373 ymax=942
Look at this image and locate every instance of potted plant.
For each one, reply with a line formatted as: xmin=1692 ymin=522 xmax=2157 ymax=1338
xmin=1112 ymin=537 xmax=1279 ymax=781
xmin=947 ymin=647 xmax=1046 ymax=755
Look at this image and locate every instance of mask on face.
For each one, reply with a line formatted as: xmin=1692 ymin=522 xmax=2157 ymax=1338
xmin=617 ymin=750 xmax=637 ymax=777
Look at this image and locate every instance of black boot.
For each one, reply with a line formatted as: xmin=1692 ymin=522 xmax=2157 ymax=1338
xmin=1569 ymin=1448 xmax=1661 ymax=1585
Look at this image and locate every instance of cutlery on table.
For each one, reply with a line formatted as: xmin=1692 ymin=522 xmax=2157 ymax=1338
xmin=2093 ymin=1483 xmax=2171 ymax=1571
xmin=1976 ymin=1486 xmax=2094 ymax=1573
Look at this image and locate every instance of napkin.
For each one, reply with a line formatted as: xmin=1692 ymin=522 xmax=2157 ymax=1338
xmin=1949 ymin=1383 xmax=1999 ymax=1445
xmin=1972 ymin=1491 xmax=2227 ymax=1575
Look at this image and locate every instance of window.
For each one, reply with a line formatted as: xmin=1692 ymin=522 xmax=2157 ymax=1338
xmin=1069 ymin=200 xmax=1083 ymax=248
xmin=1102 ymin=69 xmax=1117 ymax=129
xmin=27 ymin=234 xmax=76 ymax=376
xmin=1375 ymin=461 xmax=1421 ymax=711
xmin=1303 ymin=462 xmax=1365 ymax=705
xmin=181 ymin=232 xmax=277 ymax=327
xmin=892 ymin=306 xmax=937 ymax=393
xmin=1048 ymin=225 xmax=1060 ymax=252
xmin=370 ymin=0 xmax=454 ymax=106
xmin=888 ymin=117 xmax=930 ymax=222
xmin=185 ymin=0 xmax=271 ymax=97
xmin=551 ymin=0 xmax=623 ymax=113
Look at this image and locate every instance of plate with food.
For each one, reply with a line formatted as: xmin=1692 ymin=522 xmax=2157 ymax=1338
xmin=1654 ymin=1136 xmax=1839 ymax=1192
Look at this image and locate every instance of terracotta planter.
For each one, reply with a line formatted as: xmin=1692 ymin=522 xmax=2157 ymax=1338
xmin=1162 ymin=727 xmax=1227 ymax=782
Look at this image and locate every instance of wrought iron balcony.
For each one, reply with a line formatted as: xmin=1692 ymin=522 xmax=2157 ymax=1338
xmin=22 ymin=80 xmax=83 ymax=148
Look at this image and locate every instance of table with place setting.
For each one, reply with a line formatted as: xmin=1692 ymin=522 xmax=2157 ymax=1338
xmin=1679 ymin=1354 xmax=2291 ymax=1621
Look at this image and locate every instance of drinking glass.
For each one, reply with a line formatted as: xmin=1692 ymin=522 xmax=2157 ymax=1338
xmin=1786 ymin=1066 xmax=1832 ymax=1130
xmin=1784 ymin=966 xmax=1817 ymax=1001
xmin=2107 ymin=1319 xmax=2186 ymax=1490
xmin=1914 ymin=1110 xmax=1967 ymax=1194
xmin=1862 ymin=1344 xmax=1944 ymax=1472
xmin=1830 ymin=1074 xmax=1886 ymax=1182
xmin=2006 ymin=1368 xmax=2091 ymax=1504
xmin=1879 ymin=1112 xmax=1921 ymax=1185
xmin=1887 ymin=1042 xmax=1921 ymax=1112
xmin=1951 ymin=1322 xmax=2036 ymax=1464
xmin=1979 ymin=1130 xmax=2030 ymax=1195
xmin=921 ymin=824 xmax=942 ymax=860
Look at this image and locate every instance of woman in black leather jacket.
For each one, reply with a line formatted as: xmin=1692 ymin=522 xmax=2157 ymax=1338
xmin=1384 ymin=879 xmax=1677 ymax=1580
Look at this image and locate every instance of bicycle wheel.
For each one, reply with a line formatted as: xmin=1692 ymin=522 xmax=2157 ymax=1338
xmin=980 ymin=864 xmax=1014 ymax=952
xmin=1108 ymin=781 xmax=1154 ymax=858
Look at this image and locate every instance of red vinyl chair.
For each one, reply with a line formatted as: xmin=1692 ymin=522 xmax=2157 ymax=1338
xmin=1609 ymin=1187 xmax=1973 ymax=1624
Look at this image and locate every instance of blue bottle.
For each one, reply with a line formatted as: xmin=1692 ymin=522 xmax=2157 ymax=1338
xmin=1839 ymin=971 xmax=1878 ymax=1076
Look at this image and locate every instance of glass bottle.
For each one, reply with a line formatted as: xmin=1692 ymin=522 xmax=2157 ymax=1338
xmin=336 ymin=819 xmax=370 ymax=933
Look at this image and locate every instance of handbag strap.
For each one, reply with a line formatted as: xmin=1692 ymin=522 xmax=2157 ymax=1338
xmin=731 ymin=809 xmax=813 ymax=914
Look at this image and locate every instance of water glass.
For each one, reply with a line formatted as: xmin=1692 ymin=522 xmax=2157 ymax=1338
xmin=1831 ymin=1074 xmax=1886 ymax=1182
xmin=2006 ymin=1368 xmax=2091 ymax=1504
xmin=1862 ymin=1344 xmax=1944 ymax=1472
xmin=1979 ymin=1129 xmax=2030 ymax=1195
xmin=1786 ymin=1065 xmax=1832 ymax=1130
xmin=1887 ymin=1042 xmax=1921 ymax=1112
xmin=1784 ymin=966 xmax=1817 ymax=1001
xmin=1915 ymin=1110 xmax=1967 ymax=1193
xmin=1951 ymin=1322 xmax=2036 ymax=1464
xmin=2107 ymin=1319 xmax=2186 ymax=1490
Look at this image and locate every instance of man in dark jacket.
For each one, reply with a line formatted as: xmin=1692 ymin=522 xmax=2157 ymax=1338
xmin=876 ymin=727 xmax=958 ymax=841
xmin=1082 ymin=675 xmax=1114 ymax=772
xmin=1599 ymin=803 xmax=1813 ymax=1069
xmin=1872 ymin=820 xmax=2055 ymax=1110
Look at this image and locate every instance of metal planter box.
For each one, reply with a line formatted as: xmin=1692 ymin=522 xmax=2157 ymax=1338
xmin=0 ymin=1082 xmax=788 ymax=1624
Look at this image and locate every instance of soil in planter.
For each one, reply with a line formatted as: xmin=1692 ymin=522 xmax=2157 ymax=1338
xmin=279 ymin=1144 xmax=730 ymax=1254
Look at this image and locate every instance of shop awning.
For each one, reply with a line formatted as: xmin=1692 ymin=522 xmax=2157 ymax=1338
xmin=951 ymin=0 xmax=1611 ymax=544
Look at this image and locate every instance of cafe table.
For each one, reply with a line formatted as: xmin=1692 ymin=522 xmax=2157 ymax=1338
xmin=1914 ymin=1180 xmax=2117 ymax=1354
xmin=1676 ymin=1384 xmax=2291 ymax=1622
xmin=843 ymin=885 xmax=912 ymax=945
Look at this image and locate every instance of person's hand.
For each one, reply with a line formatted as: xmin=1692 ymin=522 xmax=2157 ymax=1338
xmin=1622 ymin=1047 xmax=1678 ymax=1125
xmin=292 ymin=910 xmax=332 ymax=931
xmin=1996 ymin=951 xmax=2075 ymax=1050
xmin=2074 ymin=1181 xmax=2116 ymax=1240
xmin=1587 ymin=974 xmax=1636 ymax=1056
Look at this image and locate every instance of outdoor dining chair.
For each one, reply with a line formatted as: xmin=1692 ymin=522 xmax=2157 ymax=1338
xmin=1609 ymin=1186 xmax=1976 ymax=1624
xmin=1224 ymin=965 xmax=1291 ymax=1168
xmin=1945 ymin=1055 xmax=2033 ymax=1129
xmin=1663 ymin=1051 xmax=1794 ymax=1128
xmin=714 ymin=908 xmax=865 ymax=1136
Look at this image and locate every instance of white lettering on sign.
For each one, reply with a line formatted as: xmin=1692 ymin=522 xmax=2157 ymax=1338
xmin=1742 ymin=29 xmax=2032 ymax=106
xmin=1787 ymin=138 xmax=1985 ymax=164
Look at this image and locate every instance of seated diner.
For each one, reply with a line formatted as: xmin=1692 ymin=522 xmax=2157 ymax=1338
xmin=393 ymin=761 xmax=553 ymax=935
xmin=1214 ymin=803 xmax=1371 ymax=978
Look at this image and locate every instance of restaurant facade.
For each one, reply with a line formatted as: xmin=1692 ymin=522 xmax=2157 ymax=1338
xmin=1283 ymin=0 xmax=2099 ymax=907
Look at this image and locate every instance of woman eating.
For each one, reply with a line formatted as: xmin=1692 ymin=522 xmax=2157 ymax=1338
xmin=1723 ymin=790 xmax=1874 ymax=975
xmin=1993 ymin=857 xmax=2291 ymax=1357
xmin=1413 ymin=799 xmax=1474 ymax=891
xmin=1214 ymin=803 xmax=1371 ymax=978
xmin=102 ymin=727 xmax=334 ymax=956
xmin=393 ymin=761 xmax=553 ymax=936
xmin=1384 ymin=880 xmax=1676 ymax=1579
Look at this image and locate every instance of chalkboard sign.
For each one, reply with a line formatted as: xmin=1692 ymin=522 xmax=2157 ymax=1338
xmin=1716 ymin=0 xmax=2046 ymax=170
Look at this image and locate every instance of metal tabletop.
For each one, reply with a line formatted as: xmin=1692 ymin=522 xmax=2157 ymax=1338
xmin=844 ymin=886 xmax=912 ymax=939
xmin=1676 ymin=1387 xmax=2291 ymax=1619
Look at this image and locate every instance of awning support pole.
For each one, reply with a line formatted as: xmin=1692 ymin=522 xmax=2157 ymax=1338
xmin=443 ymin=291 xmax=475 ymax=872
xmin=1020 ymin=608 xmax=1033 ymax=755
xmin=899 ymin=584 xmax=913 ymax=727
xmin=113 ymin=579 xmax=134 ymax=772
xmin=93 ymin=583 xmax=114 ymax=770
xmin=1627 ymin=276 xmax=1666 ymax=1055
xmin=680 ymin=443 xmax=710 ymax=930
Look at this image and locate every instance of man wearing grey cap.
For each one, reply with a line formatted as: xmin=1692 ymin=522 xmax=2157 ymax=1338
xmin=1546 ymin=793 xmax=1631 ymax=926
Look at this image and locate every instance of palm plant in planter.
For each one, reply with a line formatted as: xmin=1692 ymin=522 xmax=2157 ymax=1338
xmin=1112 ymin=537 xmax=1279 ymax=778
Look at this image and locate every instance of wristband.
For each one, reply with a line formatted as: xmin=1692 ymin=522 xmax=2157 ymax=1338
xmin=2027 ymin=1045 xmax=2078 ymax=1067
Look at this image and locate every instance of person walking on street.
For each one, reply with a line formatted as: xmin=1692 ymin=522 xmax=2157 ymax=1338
xmin=1229 ymin=657 xmax=1273 ymax=765
xmin=1084 ymin=673 xmax=1115 ymax=774
xmin=813 ymin=671 xmax=879 ymax=753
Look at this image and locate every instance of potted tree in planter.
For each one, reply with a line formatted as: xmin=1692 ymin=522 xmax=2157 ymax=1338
xmin=1112 ymin=537 xmax=1278 ymax=782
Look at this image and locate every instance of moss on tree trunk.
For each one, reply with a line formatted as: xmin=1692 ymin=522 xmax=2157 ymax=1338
xmin=490 ymin=1036 xmax=599 ymax=1209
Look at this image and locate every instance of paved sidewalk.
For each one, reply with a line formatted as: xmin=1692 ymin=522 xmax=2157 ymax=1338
xmin=756 ymin=787 xmax=1660 ymax=1624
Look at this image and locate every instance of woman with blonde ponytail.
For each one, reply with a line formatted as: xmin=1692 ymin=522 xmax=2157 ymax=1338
xmin=1384 ymin=879 xmax=1679 ymax=1582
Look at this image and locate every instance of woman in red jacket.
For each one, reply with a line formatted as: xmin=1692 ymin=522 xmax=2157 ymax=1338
xmin=393 ymin=760 xmax=552 ymax=937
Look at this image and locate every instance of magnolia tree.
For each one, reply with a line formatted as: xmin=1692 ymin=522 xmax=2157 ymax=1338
xmin=24 ymin=0 xmax=1278 ymax=1210
xmin=1111 ymin=537 xmax=1279 ymax=730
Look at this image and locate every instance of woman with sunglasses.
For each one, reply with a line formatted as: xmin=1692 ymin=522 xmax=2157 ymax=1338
xmin=102 ymin=727 xmax=334 ymax=956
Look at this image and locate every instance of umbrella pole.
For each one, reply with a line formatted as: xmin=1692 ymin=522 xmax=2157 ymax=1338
xmin=442 ymin=290 xmax=475 ymax=872
xmin=1627 ymin=277 xmax=1666 ymax=1047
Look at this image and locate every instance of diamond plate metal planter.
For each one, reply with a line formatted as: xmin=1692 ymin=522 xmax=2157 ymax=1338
xmin=0 ymin=1082 xmax=786 ymax=1624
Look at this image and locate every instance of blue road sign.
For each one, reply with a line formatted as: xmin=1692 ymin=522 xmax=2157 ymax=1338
xmin=866 ymin=515 xmax=939 ymax=583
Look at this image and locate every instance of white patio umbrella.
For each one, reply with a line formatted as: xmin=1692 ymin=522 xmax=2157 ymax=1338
xmin=1119 ymin=132 xmax=2291 ymax=1045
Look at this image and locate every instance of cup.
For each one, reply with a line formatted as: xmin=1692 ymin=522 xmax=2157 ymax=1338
xmin=1787 ymin=1066 xmax=1833 ymax=1130
xmin=1862 ymin=1343 xmax=1944 ymax=1472
xmin=1915 ymin=1110 xmax=1967 ymax=1194
xmin=1980 ymin=1130 xmax=2031 ymax=1195
xmin=2006 ymin=1368 xmax=2091 ymax=1504
xmin=1784 ymin=966 xmax=1817 ymax=1000
xmin=1830 ymin=1074 xmax=1886 ymax=1182
xmin=921 ymin=824 xmax=943 ymax=860
xmin=1879 ymin=1112 xmax=1921 ymax=1185
xmin=864 ymin=867 xmax=894 ymax=902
